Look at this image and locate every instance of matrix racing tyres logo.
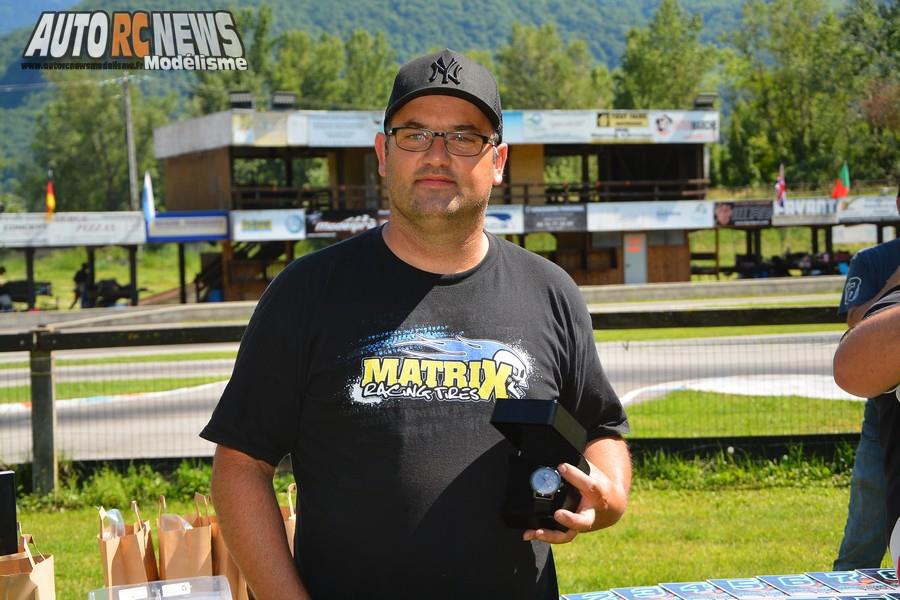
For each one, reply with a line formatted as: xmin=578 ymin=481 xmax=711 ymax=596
xmin=22 ymin=12 xmax=246 ymax=71
xmin=350 ymin=335 xmax=534 ymax=405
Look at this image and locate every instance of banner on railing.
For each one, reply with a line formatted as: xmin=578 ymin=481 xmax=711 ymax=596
xmin=230 ymin=209 xmax=306 ymax=241
xmin=306 ymin=210 xmax=380 ymax=238
xmin=587 ymin=201 xmax=713 ymax=232
xmin=524 ymin=204 xmax=587 ymax=232
xmin=485 ymin=205 xmax=524 ymax=235
xmin=146 ymin=211 xmax=229 ymax=243
xmin=771 ymin=198 xmax=838 ymax=226
xmin=714 ymin=201 xmax=773 ymax=228
xmin=837 ymin=196 xmax=899 ymax=223
xmin=0 ymin=212 xmax=146 ymax=248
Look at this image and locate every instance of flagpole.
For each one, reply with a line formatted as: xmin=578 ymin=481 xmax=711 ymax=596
xmin=123 ymin=72 xmax=139 ymax=212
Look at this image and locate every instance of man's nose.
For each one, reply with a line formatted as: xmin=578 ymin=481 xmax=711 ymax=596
xmin=422 ymin=134 xmax=452 ymax=165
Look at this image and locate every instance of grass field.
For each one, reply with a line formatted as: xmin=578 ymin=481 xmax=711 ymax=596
xmin=0 ymin=377 xmax=225 ymax=404
xmin=16 ymin=486 xmax=877 ymax=599
xmin=626 ymin=391 xmax=863 ymax=437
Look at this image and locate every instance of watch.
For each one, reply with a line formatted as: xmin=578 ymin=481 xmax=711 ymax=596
xmin=530 ymin=466 xmax=563 ymax=512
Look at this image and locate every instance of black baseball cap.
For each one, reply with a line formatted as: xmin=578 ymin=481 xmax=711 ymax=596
xmin=384 ymin=49 xmax=503 ymax=142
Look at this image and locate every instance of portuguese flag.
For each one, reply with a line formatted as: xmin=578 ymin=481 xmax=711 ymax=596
xmin=831 ymin=162 xmax=850 ymax=199
xmin=45 ymin=180 xmax=56 ymax=220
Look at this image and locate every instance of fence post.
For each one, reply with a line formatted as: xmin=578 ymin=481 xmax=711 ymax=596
xmin=29 ymin=328 xmax=56 ymax=494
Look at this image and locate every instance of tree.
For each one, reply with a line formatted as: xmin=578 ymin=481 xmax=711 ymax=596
xmin=614 ymin=0 xmax=717 ymax=109
xmin=495 ymin=23 xmax=612 ymax=109
xmin=16 ymin=71 xmax=173 ymax=212
xmin=271 ymin=31 xmax=345 ymax=108
xmin=342 ymin=30 xmax=395 ymax=109
xmin=191 ymin=5 xmax=273 ymax=114
xmin=718 ymin=0 xmax=871 ymax=186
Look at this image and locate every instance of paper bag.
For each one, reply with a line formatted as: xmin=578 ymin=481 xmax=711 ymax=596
xmin=0 ymin=534 xmax=56 ymax=600
xmin=202 ymin=494 xmax=250 ymax=600
xmin=157 ymin=495 xmax=212 ymax=580
xmin=98 ymin=501 xmax=159 ymax=587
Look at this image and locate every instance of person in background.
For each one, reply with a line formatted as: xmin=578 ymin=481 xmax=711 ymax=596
xmin=833 ymin=186 xmax=900 ymax=570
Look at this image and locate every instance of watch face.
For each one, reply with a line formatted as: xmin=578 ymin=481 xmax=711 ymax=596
xmin=530 ymin=466 xmax=562 ymax=496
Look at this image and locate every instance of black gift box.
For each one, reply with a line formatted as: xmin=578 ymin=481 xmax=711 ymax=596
xmin=0 ymin=470 xmax=16 ymax=555
xmin=490 ymin=399 xmax=589 ymax=531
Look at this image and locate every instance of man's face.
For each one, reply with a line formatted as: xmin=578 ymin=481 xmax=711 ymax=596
xmin=374 ymin=95 xmax=508 ymax=230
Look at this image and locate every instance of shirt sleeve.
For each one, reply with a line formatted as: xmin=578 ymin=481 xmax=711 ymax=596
xmin=560 ymin=279 xmax=630 ymax=442
xmin=200 ymin=266 xmax=307 ymax=466
xmin=839 ymin=249 xmax=878 ymax=315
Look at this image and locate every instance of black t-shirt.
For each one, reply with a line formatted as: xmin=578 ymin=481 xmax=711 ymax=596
xmin=201 ymin=227 xmax=629 ymax=598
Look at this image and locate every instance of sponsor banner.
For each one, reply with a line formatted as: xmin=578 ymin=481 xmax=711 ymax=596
xmin=0 ymin=212 xmax=145 ymax=248
xmin=521 ymin=111 xmax=597 ymax=144
xmin=595 ymin=111 xmax=653 ymax=143
xmin=587 ymin=201 xmax=713 ymax=232
xmin=485 ymin=205 xmax=524 ymax=235
xmin=837 ymin=195 xmax=899 ymax=223
xmin=146 ymin=210 xmax=229 ymax=243
xmin=308 ymin=112 xmax=384 ymax=147
xmin=651 ymin=111 xmax=719 ymax=143
xmin=524 ymin=204 xmax=587 ymax=232
xmin=230 ymin=209 xmax=306 ymax=241
xmin=714 ymin=201 xmax=772 ymax=228
xmin=306 ymin=210 xmax=379 ymax=238
xmin=772 ymin=197 xmax=838 ymax=226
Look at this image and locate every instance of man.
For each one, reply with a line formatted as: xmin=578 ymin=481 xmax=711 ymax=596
xmin=834 ymin=286 xmax=900 ymax=567
xmin=833 ymin=187 xmax=900 ymax=570
xmin=202 ymin=49 xmax=631 ymax=599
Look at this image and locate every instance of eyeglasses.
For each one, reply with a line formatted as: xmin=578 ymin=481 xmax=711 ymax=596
xmin=386 ymin=127 xmax=498 ymax=157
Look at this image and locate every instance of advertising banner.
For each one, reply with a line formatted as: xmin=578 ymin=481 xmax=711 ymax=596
xmin=230 ymin=209 xmax=306 ymax=241
xmin=0 ymin=212 xmax=145 ymax=248
xmin=306 ymin=210 xmax=379 ymax=238
xmin=587 ymin=201 xmax=713 ymax=232
xmin=146 ymin=211 xmax=229 ymax=243
xmin=771 ymin=198 xmax=838 ymax=226
xmin=485 ymin=205 xmax=524 ymax=235
xmin=524 ymin=204 xmax=587 ymax=232
xmin=594 ymin=111 xmax=653 ymax=143
xmin=714 ymin=201 xmax=772 ymax=228
xmin=650 ymin=111 xmax=719 ymax=143
xmin=837 ymin=195 xmax=899 ymax=223
xmin=307 ymin=112 xmax=383 ymax=147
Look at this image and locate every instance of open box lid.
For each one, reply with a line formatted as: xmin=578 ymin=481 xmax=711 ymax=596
xmin=490 ymin=399 xmax=586 ymax=464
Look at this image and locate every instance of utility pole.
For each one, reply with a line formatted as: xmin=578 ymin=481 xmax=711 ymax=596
xmin=123 ymin=72 xmax=139 ymax=212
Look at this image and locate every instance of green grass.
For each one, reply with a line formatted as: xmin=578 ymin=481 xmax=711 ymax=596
xmin=0 ymin=352 xmax=238 ymax=371
xmin=594 ymin=323 xmax=845 ymax=342
xmin=0 ymin=377 xmax=225 ymax=404
xmin=554 ymin=486 xmax=889 ymax=594
xmin=627 ymin=391 xmax=863 ymax=437
xmin=18 ymin=486 xmax=872 ymax=599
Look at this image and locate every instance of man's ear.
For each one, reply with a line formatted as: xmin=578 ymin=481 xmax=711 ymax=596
xmin=492 ymin=143 xmax=509 ymax=186
xmin=374 ymin=132 xmax=388 ymax=177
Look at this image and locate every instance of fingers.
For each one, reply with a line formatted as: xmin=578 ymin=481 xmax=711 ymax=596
xmin=553 ymin=507 xmax=596 ymax=532
xmin=523 ymin=526 xmax=577 ymax=544
xmin=558 ymin=462 xmax=599 ymax=494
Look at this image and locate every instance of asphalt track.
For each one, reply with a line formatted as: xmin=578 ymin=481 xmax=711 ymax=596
xmin=0 ymin=332 xmax=854 ymax=463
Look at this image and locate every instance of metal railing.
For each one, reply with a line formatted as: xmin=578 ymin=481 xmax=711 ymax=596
xmin=0 ymin=306 xmax=848 ymax=494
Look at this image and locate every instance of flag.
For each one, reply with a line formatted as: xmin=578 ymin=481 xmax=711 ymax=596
xmin=775 ymin=163 xmax=787 ymax=207
xmin=45 ymin=180 xmax=56 ymax=220
xmin=831 ymin=162 xmax=850 ymax=199
xmin=141 ymin=170 xmax=155 ymax=223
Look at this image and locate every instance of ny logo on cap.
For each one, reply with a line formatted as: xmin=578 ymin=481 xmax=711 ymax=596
xmin=428 ymin=56 xmax=461 ymax=85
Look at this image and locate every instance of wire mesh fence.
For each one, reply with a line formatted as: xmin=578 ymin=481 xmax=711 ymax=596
xmin=0 ymin=322 xmax=858 ymax=467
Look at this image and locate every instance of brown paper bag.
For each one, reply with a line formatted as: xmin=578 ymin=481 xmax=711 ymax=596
xmin=201 ymin=494 xmax=250 ymax=600
xmin=98 ymin=501 xmax=159 ymax=587
xmin=157 ymin=495 xmax=212 ymax=580
xmin=281 ymin=483 xmax=297 ymax=557
xmin=0 ymin=534 xmax=55 ymax=600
